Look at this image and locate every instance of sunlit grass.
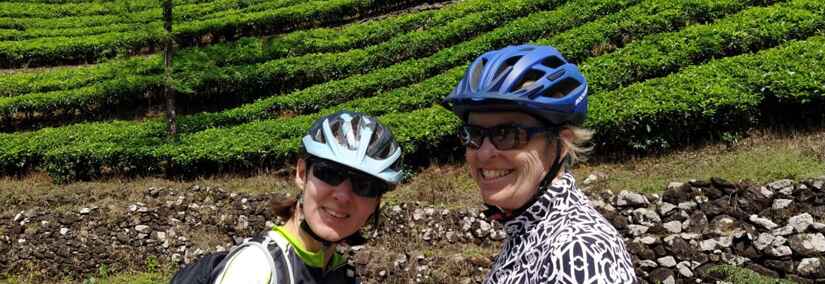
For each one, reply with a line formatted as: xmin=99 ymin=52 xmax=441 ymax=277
xmin=708 ymin=264 xmax=797 ymax=284
xmin=576 ymin=129 xmax=825 ymax=194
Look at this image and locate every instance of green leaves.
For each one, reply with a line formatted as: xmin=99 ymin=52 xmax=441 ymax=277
xmin=0 ymin=0 xmax=424 ymax=67
xmin=2 ymin=0 xmax=824 ymax=183
xmin=588 ymin=35 xmax=825 ymax=152
xmin=0 ymin=0 xmax=561 ymax=128
xmin=579 ymin=0 xmax=825 ymax=94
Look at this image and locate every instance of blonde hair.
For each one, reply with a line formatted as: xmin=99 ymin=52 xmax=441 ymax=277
xmin=559 ymin=125 xmax=593 ymax=166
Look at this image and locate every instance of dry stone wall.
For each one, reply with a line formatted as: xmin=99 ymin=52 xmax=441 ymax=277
xmin=592 ymin=176 xmax=825 ymax=283
xmin=2 ymin=176 xmax=825 ymax=283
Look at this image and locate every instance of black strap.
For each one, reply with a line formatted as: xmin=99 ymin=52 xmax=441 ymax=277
xmin=300 ymin=219 xmax=334 ymax=247
xmin=202 ymin=235 xmax=287 ymax=284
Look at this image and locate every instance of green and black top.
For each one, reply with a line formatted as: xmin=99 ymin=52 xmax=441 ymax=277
xmin=212 ymin=226 xmax=357 ymax=284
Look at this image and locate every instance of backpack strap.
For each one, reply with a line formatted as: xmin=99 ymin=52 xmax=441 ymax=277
xmin=244 ymin=237 xmax=281 ymax=284
xmin=266 ymin=232 xmax=295 ymax=284
xmin=211 ymin=234 xmax=293 ymax=284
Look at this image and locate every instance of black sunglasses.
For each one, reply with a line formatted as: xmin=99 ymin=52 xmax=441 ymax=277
xmin=308 ymin=158 xmax=390 ymax=198
xmin=459 ymin=124 xmax=555 ymax=150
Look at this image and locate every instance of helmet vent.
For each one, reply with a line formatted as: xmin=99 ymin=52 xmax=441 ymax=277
xmin=312 ymin=130 xmax=326 ymax=143
xmin=468 ymin=58 xmax=487 ymax=91
xmin=495 ymin=56 xmax=522 ymax=79
xmin=332 ymin=119 xmax=360 ymax=151
xmin=511 ymin=70 xmax=545 ymax=92
xmin=541 ymin=56 xmax=565 ymax=69
xmin=543 ymin=78 xmax=581 ymax=98
xmin=367 ymin=127 xmax=391 ymax=159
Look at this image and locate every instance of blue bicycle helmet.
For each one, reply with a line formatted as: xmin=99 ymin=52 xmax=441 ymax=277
xmin=443 ymin=44 xmax=588 ymax=126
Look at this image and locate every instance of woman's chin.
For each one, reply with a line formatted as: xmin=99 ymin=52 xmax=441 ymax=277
xmin=313 ymin=227 xmax=345 ymax=242
xmin=308 ymin=218 xmax=348 ymax=242
xmin=480 ymin=186 xmax=511 ymax=207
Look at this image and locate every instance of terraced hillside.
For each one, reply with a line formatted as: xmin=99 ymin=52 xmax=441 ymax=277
xmin=2 ymin=0 xmax=825 ymax=283
xmin=2 ymin=0 xmax=824 ymax=184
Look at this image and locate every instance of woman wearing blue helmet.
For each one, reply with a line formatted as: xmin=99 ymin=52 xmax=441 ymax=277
xmin=443 ymin=45 xmax=637 ymax=283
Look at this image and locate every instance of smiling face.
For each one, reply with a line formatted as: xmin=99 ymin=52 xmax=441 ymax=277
xmin=295 ymin=159 xmax=379 ymax=242
xmin=465 ymin=112 xmax=558 ymax=210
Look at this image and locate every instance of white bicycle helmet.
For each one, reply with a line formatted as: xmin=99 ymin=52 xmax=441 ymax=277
xmin=302 ymin=110 xmax=403 ymax=185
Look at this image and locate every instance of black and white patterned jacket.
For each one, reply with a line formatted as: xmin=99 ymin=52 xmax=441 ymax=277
xmin=484 ymin=172 xmax=637 ymax=284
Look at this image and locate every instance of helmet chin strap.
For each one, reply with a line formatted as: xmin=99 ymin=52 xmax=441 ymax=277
xmin=300 ymin=218 xmax=334 ymax=247
xmin=483 ymin=140 xmax=564 ymax=222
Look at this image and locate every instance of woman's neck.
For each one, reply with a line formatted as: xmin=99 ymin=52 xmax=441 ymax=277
xmin=285 ymin=216 xmax=336 ymax=267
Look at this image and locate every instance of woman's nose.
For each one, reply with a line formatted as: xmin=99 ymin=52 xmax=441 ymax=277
xmin=330 ymin=180 xmax=354 ymax=203
xmin=475 ymin=137 xmax=498 ymax=162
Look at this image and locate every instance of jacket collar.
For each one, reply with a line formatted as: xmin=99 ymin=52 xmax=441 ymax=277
xmin=503 ymin=171 xmax=577 ymax=236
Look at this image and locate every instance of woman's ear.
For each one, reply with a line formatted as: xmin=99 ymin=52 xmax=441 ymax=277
xmin=558 ymin=128 xmax=574 ymax=158
xmin=295 ymin=158 xmax=308 ymax=187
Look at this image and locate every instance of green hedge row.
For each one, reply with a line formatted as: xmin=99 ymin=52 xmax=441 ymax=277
xmin=0 ymin=75 xmax=163 ymax=125
xmin=0 ymin=0 xmax=290 ymax=40
xmin=167 ymin=0 xmax=562 ymax=93
xmin=255 ymin=0 xmax=762 ymax=118
xmin=192 ymin=0 xmax=773 ymax=143
xmin=174 ymin=0 xmax=498 ymax=68
xmin=0 ymin=0 xmax=637 ymax=180
xmin=176 ymin=0 xmax=814 ymax=159
xmin=5 ymin=0 xmax=211 ymax=5
xmin=182 ymin=66 xmax=466 ymax=143
xmin=8 ymin=0 xmax=723 ymax=135
xmin=0 ymin=56 xmax=160 ymax=97
xmin=0 ymin=23 xmax=149 ymax=41
xmin=0 ymin=0 xmax=298 ymax=29
xmin=251 ymin=0 xmax=637 ymax=119
xmin=0 ymin=0 xmax=253 ymax=19
xmin=0 ymin=0 xmax=804 ymax=181
xmin=0 ymin=0 xmax=492 ymax=96
xmin=26 ymin=30 xmax=825 ymax=180
xmin=534 ymin=0 xmax=777 ymax=63
xmin=1 ymin=28 xmax=166 ymax=68
xmin=580 ymin=0 xmax=825 ymax=94
xmin=31 ymin=105 xmax=461 ymax=183
xmin=5 ymin=0 xmax=117 ymax=3
xmin=0 ymin=2 xmax=124 ymax=18
xmin=0 ymin=0 xmax=566 ymax=124
xmin=587 ymin=35 xmax=825 ymax=152
xmin=0 ymin=0 xmax=429 ymax=68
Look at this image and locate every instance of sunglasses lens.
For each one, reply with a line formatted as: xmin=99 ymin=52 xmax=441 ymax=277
xmin=351 ymin=176 xmax=388 ymax=198
xmin=311 ymin=159 xmax=388 ymax=197
xmin=491 ymin=127 xmax=524 ymax=150
xmin=312 ymin=162 xmax=347 ymax=186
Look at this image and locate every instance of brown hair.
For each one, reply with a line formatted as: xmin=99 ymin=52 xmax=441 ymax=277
xmin=270 ymin=194 xmax=298 ymax=221
xmin=270 ymin=158 xmax=308 ymax=221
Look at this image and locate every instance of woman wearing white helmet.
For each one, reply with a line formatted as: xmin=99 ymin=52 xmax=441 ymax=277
xmin=443 ymin=44 xmax=637 ymax=283
xmin=172 ymin=110 xmax=403 ymax=284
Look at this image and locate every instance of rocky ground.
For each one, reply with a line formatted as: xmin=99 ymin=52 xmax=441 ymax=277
xmin=3 ymin=175 xmax=825 ymax=283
